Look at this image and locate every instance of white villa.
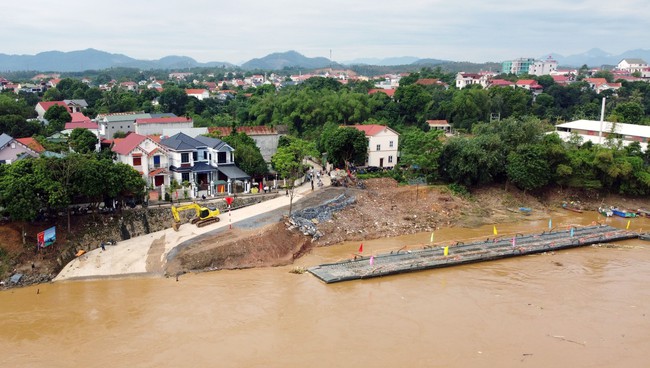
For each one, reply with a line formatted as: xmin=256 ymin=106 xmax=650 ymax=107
xmin=349 ymin=124 xmax=400 ymax=169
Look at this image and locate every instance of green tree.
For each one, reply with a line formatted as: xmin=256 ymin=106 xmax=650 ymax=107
xmin=43 ymin=87 xmax=63 ymax=101
xmin=399 ymin=128 xmax=443 ymax=182
xmin=43 ymin=104 xmax=71 ymax=134
xmin=592 ymin=70 xmax=614 ymax=83
xmin=506 ymin=144 xmax=551 ymax=192
xmin=271 ymin=137 xmax=317 ymax=215
xmin=159 ymin=85 xmax=189 ymax=116
xmin=220 ymin=132 xmax=268 ymax=178
xmin=439 ymin=135 xmax=505 ymax=186
xmin=323 ymin=127 xmax=368 ymax=168
xmin=69 ymin=128 xmax=98 ymax=153
xmin=610 ymin=101 xmax=645 ymax=124
xmin=0 ymin=159 xmax=41 ymax=223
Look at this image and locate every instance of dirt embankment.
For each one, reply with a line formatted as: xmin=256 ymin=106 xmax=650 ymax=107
xmin=164 ymin=178 xmax=650 ymax=275
xmin=4 ymin=178 xmax=650 ymax=284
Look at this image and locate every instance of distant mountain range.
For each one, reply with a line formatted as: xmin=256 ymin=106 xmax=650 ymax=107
xmin=0 ymin=48 xmax=234 ymax=72
xmin=0 ymin=48 xmax=648 ymax=73
xmin=240 ymin=50 xmax=338 ymax=70
xmin=548 ymin=48 xmax=650 ymax=68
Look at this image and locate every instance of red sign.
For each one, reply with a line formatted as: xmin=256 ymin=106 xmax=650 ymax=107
xmin=225 ymin=197 xmax=234 ymax=206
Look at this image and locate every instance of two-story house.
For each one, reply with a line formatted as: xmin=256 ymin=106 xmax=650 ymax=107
xmin=617 ymin=59 xmax=648 ymax=73
xmin=160 ymin=133 xmax=250 ymax=196
xmin=111 ymin=133 xmax=170 ymax=190
xmin=185 ymin=89 xmax=210 ymax=100
xmin=0 ymin=133 xmax=41 ymax=164
xmin=349 ymin=124 xmax=399 ymax=169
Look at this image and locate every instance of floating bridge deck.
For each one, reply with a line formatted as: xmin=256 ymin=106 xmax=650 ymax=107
xmin=308 ymin=225 xmax=639 ymax=284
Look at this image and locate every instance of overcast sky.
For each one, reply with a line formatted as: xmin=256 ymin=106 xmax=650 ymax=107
xmin=2 ymin=0 xmax=648 ymax=64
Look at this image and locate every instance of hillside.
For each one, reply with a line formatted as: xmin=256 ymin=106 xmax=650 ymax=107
xmin=0 ymin=48 xmax=234 ymax=72
xmin=240 ymin=50 xmax=336 ymax=70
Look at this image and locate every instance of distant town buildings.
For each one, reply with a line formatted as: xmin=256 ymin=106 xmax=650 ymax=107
xmin=501 ymin=56 xmax=557 ymax=76
xmin=616 ymin=58 xmax=648 ymax=74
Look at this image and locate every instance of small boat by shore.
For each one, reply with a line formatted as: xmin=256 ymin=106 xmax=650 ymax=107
xmin=562 ymin=201 xmax=583 ymax=213
xmin=639 ymin=233 xmax=650 ymax=241
xmin=637 ymin=208 xmax=650 ymax=218
xmin=599 ymin=206 xmax=614 ymax=217
xmin=611 ymin=208 xmax=636 ymax=218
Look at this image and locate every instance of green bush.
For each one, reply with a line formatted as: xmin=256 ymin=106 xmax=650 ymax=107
xmin=447 ymin=183 xmax=470 ymax=197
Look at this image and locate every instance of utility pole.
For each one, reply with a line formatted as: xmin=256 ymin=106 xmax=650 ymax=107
xmin=598 ymin=97 xmax=606 ymax=144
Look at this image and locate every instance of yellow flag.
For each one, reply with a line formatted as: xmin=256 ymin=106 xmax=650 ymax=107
xmin=430 ymin=232 xmax=434 ymax=243
xmin=443 ymin=246 xmax=449 ymax=256
xmin=626 ymin=220 xmax=631 ymax=230
xmin=493 ymin=225 xmax=498 ymax=235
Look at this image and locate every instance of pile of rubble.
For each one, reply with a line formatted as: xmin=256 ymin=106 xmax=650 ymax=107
xmin=329 ymin=169 xmax=365 ymax=189
xmin=287 ymin=193 xmax=357 ymax=240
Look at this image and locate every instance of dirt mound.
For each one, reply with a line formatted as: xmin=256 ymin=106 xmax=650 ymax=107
xmin=314 ymin=178 xmax=473 ymax=245
xmin=165 ymin=222 xmax=311 ymax=275
xmin=362 ymin=177 xmax=399 ymax=190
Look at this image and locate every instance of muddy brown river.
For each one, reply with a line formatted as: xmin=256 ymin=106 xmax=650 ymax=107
xmin=2 ymin=212 xmax=650 ymax=367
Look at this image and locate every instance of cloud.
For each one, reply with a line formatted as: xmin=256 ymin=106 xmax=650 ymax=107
xmin=0 ymin=0 xmax=647 ymax=63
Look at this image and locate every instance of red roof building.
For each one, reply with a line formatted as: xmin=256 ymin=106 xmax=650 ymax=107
xmin=488 ymin=79 xmax=515 ymax=87
xmin=516 ymin=79 xmax=543 ymax=90
xmin=368 ymin=88 xmax=396 ymax=97
xmin=347 ymin=124 xmax=399 ymax=168
xmin=35 ymin=101 xmax=68 ymax=119
xmin=15 ymin=137 xmax=46 ymax=153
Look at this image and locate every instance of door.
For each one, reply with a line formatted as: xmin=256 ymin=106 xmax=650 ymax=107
xmin=379 ymin=158 xmax=384 ymax=168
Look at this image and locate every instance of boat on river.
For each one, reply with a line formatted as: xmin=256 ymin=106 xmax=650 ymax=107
xmin=562 ymin=201 xmax=583 ymax=213
xmin=599 ymin=206 xmax=614 ymax=217
xmin=611 ymin=208 xmax=636 ymax=218
xmin=636 ymin=208 xmax=650 ymax=218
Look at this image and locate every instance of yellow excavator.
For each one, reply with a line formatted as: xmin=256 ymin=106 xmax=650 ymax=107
xmin=171 ymin=202 xmax=220 ymax=231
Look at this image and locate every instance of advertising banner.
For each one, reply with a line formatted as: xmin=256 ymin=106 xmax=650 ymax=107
xmin=37 ymin=226 xmax=56 ymax=248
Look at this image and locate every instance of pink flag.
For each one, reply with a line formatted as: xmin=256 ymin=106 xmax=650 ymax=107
xmin=512 ymin=236 xmax=516 ymax=247
xmin=369 ymin=256 xmax=374 ymax=266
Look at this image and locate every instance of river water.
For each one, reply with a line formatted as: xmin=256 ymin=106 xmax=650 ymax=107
xmin=2 ymin=212 xmax=649 ymax=367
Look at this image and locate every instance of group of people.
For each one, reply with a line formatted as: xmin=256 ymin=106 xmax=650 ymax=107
xmin=310 ymin=169 xmax=324 ymax=190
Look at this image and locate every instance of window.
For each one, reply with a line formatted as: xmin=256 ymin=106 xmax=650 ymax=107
xmin=203 ymin=151 xmax=208 ymax=160
xmin=181 ymin=173 xmax=190 ymax=183
xmin=218 ymin=152 xmax=227 ymax=163
xmin=192 ymin=152 xmax=198 ymax=162
xmin=388 ymin=155 xmax=393 ymax=163
xmin=376 ymin=144 xmax=381 ymax=151
xmin=133 ymin=157 xmax=142 ymax=166
xmin=389 ymin=140 xmax=394 ymax=148
xmin=181 ymin=152 xmax=190 ymax=163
